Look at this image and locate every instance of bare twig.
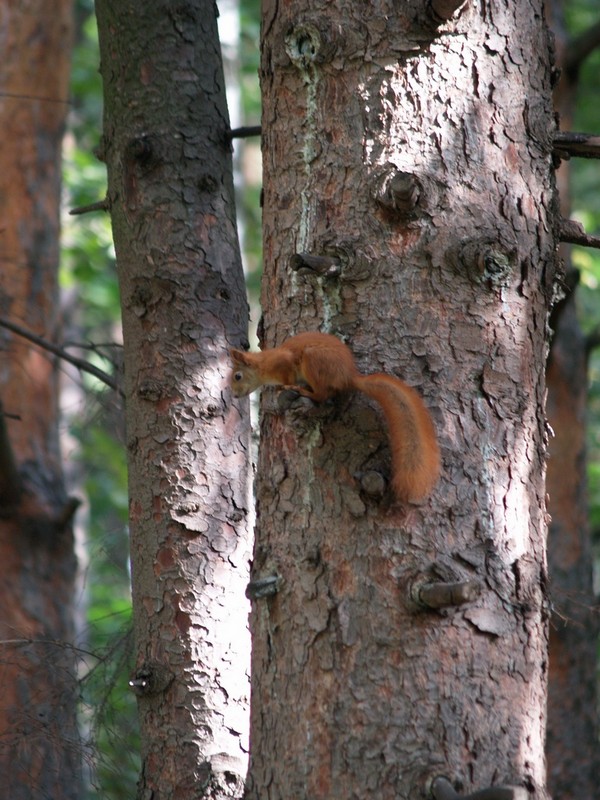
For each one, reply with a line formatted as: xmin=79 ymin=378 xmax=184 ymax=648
xmin=289 ymin=252 xmax=342 ymax=277
xmin=559 ymin=219 xmax=600 ymax=249
xmin=0 ymin=90 xmax=71 ymax=106
xmin=63 ymin=339 xmax=122 ymax=367
xmin=69 ymin=198 xmax=110 ymax=216
xmin=416 ymin=580 xmax=481 ymax=609
xmin=554 ymin=131 xmax=600 ymax=160
xmin=227 ymin=125 xmax=261 ymax=140
xmin=0 ymin=317 xmax=123 ymax=396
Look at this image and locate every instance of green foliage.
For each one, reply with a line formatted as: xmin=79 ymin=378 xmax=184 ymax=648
xmin=62 ymin=2 xmax=138 ymax=798
xmin=77 ymin=421 xmax=136 ymax=795
xmin=70 ymin=2 xmax=103 ymax=148
xmin=62 ymin=0 xmax=600 ymax=794
xmin=62 ymin=0 xmax=119 ymax=331
xmin=240 ymin=0 xmax=261 ymax=121
xmin=237 ymin=0 xmax=263 ymax=319
xmin=62 ymin=120 xmax=118 ymax=329
xmin=564 ymin=2 xmax=600 ymax=532
xmin=78 ymin=617 xmax=140 ymax=797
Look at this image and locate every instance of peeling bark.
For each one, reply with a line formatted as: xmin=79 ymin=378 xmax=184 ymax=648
xmin=247 ymin=2 xmax=556 ymax=798
xmin=96 ymin=2 xmax=252 ymax=797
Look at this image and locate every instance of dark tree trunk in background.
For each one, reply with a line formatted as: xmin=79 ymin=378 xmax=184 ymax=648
xmin=0 ymin=2 xmax=82 ymax=798
xmin=545 ymin=2 xmax=600 ymax=795
xmin=96 ymin=1 xmax=252 ymax=797
xmin=246 ymin=1 xmax=556 ymax=798
xmin=546 ymin=301 xmax=599 ymax=797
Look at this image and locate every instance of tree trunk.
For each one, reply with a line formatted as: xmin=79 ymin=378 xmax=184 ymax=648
xmin=96 ymin=2 xmax=252 ymax=797
xmin=247 ymin=2 xmax=556 ymax=798
xmin=546 ymin=298 xmax=600 ymax=796
xmin=0 ymin=2 xmax=82 ymax=798
xmin=544 ymin=3 xmax=600 ymax=794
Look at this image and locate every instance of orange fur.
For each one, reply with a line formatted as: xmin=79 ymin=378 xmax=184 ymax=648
xmin=229 ymin=332 xmax=440 ymax=502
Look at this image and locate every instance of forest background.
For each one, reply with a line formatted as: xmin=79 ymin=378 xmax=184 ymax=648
xmin=5 ymin=0 xmax=600 ymax=797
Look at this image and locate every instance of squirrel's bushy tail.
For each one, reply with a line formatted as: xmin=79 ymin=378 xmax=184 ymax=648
xmin=353 ymin=374 xmax=440 ymax=502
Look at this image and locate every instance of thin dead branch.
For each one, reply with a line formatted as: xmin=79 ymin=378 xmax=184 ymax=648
xmin=554 ymin=131 xmax=600 ymax=160
xmin=0 ymin=317 xmax=123 ymax=396
xmin=558 ymin=218 xmax=600 ymax=250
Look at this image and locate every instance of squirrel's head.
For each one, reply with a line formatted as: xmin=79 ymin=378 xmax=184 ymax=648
xmin=229 ymin=348 xmax=261 ymax=397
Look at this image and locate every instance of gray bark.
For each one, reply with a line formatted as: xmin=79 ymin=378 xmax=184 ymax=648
xmin=96 ymin=2 xmax=252 ymax=796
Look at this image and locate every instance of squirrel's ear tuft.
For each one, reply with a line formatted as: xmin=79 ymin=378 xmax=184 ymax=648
xmin=229 ymin=348 xmax=248 ymax=364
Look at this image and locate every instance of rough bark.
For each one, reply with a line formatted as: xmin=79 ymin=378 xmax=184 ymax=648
xmin=95 ymin=1 xmax=252 ymax=797
xmin=544 ymin=2 xmax=600 ymax=795
xmin=247 ymin=2 xmax=556 ymax=799
xmin=0 ymin=2 xmax=82 ymax=798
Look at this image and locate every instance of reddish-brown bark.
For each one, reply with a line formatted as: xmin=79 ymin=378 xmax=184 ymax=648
xmin=0 ymin=2 xmax=82 ymax=798
xmin=96 ymin=1 xmax=252 ymax=797
xmin=247 ymin=1 xmax=556 ymax=798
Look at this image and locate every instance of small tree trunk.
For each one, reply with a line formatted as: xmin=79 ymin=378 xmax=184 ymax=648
xmin=247 ymin=2 xmax=556 ymax=798
xmin=0 ymin=1 xmax=82 ymax=798
xmin=96 ymin=2 xmax=252 ymax=797
xmin=544 ymin=2 xmax=600 ymax=794
xmin=546 ymin=297 xmax=600 ymax=796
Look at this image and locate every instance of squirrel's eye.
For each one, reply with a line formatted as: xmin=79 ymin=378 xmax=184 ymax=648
xmin=233 ymin=371 xmax=243 ymax=382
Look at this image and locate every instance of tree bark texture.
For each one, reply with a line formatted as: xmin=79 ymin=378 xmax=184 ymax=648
xmin=0 ymin=2 xmax=82 ymax=798
xmin=248 ymin=2 xmax=556 ymax=799
xmin=96 ymin=2 xmax=252 ymax=797
xmin=544 ymin=2 xmax=600 ymax=794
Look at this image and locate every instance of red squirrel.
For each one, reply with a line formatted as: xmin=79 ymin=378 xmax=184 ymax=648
xmin=229 ymin=332 xmax=440 ymax=502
